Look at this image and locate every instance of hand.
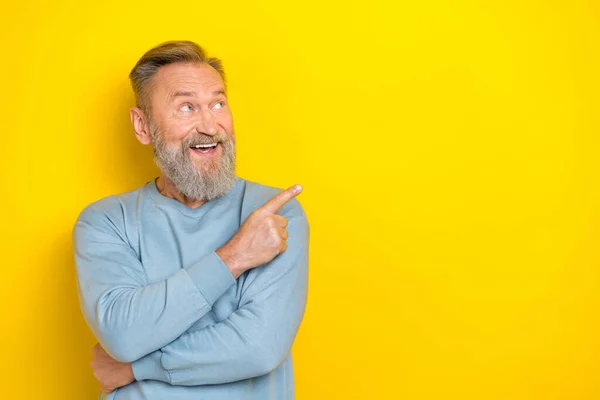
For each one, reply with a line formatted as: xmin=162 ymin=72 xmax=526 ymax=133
xmin=91 ymin=343 xmax=135 ymax=393
xmin=217 ymin=184 xmax=302 ymax=278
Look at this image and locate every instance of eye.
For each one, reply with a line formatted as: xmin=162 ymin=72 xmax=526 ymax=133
xmin=213 ymin=101 xmax=225 ymax=110
xmin=180 ymin=103 xmax=194 ymax=112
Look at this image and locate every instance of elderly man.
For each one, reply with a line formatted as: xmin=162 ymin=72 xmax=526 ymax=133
xmin=73 ymin=41 xmax=309 ymax=399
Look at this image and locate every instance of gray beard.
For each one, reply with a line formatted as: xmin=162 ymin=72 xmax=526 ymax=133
xmin=149 ymin=122 xmax=236 ymax=202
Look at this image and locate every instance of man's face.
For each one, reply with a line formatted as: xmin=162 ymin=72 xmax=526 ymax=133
xmin=146 ymin=62 xmax=236 ymax=201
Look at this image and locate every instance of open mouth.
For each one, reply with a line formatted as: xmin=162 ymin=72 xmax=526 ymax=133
xmin=190 ymin=142 xmax=219 ymax=156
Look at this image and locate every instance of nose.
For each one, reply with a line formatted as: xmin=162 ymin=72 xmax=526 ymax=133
xmin=195 ymin=109 xmax=218 ymax=136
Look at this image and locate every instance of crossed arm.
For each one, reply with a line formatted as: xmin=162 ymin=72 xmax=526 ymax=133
xmin=132 ymin=215 xmax=308 ymax=385
xmin=74 ymin=187 xmax=308 ymax=390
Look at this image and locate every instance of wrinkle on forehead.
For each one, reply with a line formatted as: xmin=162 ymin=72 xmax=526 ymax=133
xmin=152 ymin=62 xmax=225 ymax=105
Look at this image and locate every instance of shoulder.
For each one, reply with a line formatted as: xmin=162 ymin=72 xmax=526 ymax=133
xmin=74 ymin=185 xmax=146 ymax=238
xmin=241 ymin=178 xmax=307 ymax=220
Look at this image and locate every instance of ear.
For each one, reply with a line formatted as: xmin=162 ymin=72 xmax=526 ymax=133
xmin=130 ymin=107 xmax=152 ymax=145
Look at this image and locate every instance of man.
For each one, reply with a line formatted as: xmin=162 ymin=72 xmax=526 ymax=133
xmin=73 ymin=40 xmax=309 ymax=399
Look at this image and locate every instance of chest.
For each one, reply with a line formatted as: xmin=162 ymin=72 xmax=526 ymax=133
xmin=132 ymin=204 xmax=244 ymax=327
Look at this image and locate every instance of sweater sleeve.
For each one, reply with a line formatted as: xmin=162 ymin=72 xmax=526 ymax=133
xmin=73 ymin=203 xmax=236 ymax=363
xmin=131 ymin=212 xmax=309 ymax=385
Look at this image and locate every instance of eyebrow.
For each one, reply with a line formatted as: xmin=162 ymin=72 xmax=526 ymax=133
xmin=171 ymin=90 xmax=196 ymax=99
xmin=169 ymin=89 xmax=227 ymax=102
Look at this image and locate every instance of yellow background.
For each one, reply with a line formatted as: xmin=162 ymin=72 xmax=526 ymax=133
xmin=2 ymin=0 xmax=600 ymax=398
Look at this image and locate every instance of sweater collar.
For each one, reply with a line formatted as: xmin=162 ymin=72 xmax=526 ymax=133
xmin=145 ymin=176 xmax=243 ymax=218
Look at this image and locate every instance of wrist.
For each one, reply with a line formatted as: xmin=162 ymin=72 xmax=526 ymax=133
xmin=216 ymin=246 xmax=244 ymax=279
xmin=132 ymin=351 xmax=169 ymax=382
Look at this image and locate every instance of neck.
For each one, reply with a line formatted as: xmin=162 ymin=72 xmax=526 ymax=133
xmin=155 ymin=173 xmax=207 ymax=209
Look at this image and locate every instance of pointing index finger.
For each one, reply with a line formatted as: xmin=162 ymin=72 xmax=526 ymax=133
xmin=260 ymin=184 xmax=303 ymax=214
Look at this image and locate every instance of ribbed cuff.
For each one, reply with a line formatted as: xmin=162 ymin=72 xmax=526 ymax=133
xmin=132 ymin=351 xmax=170 ymax=382
xmin=186 ymin=251 xmax=236 ymax=305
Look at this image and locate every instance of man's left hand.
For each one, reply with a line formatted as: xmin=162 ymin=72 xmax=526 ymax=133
xmin=91 ymin=343 xmax=135 ymax=393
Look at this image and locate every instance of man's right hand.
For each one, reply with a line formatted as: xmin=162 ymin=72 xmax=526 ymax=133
xmin=216 ymin=184 xmax=303 ymax=279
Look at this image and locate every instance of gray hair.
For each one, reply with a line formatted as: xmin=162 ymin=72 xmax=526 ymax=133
xmin=129 ymin=40 xmax=226 ymax=114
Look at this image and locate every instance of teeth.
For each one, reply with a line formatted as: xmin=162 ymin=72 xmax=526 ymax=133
xmin=192 ymin=143 xmax=217 ymax=149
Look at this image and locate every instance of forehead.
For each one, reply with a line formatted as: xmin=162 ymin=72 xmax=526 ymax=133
xmin=151 ymin=62 xmax=224 ymax=98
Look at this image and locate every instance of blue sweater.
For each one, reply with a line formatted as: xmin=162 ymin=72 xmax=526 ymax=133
xmin=73 ymin=177 xmax=309 ymax=399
